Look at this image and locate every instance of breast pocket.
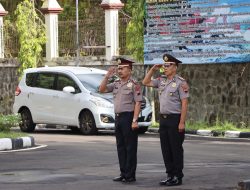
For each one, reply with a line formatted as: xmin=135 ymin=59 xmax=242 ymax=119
xmin=158 ymin=86 xmax=165 ymax=96
xmin=168 ymin=87 xmax=178 ymax=97
xmin=113 ymin=89 xmax=119 ymax=99
xmin=122 ymin=89 xmax=133 ymax=103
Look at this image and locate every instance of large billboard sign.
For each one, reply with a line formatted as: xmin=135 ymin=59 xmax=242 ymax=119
xmin=144 ymin=0 xmax=250 ymax=64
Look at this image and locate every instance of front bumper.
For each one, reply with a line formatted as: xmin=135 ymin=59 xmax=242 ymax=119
xmin=95 ymin=110 xmax=152 ymax=130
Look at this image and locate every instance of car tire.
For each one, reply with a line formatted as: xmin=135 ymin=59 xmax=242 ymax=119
xmin=79 ymin=110 xmax=97 ymax=135
xmin=137 ymin=126 xmax=148 ymax=134
xmin=19 ymin=108 xmax=36 ymax=132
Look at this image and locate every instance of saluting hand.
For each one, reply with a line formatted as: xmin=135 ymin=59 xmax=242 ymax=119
xmin=106 ymin=67 xmax=116 ymax=78
xmin=151 ymin=64 xmax=162 ymax=72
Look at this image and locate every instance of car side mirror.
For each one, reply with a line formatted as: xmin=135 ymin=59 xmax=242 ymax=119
xmin=63 ymin=86 xmax=75 ymax=94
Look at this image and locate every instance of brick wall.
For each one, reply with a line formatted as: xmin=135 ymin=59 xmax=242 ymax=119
xmin=0 ymin=59 xmax=19 ymax=114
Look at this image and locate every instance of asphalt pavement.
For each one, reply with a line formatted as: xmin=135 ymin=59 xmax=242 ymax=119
xmin=0 ymin=129 xmax=250 ymax=190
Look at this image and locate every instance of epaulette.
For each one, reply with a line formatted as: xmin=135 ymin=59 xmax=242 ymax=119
xmin=178 ymin=76 xmax=185 ymax=81
xmin=130 ymin=79 xmax=138 ymax=84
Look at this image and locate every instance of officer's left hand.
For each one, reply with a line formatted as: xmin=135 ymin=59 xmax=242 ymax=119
xmin=178 ymin=123 xmax=185 ymax=133
xmin=132 ymin=122 xmax=139 ymax=130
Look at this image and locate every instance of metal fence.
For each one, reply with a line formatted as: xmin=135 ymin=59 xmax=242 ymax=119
xmin=3 ymin=15 xmax=130 ymax=58
xmin=58 ymin=15 xmax=130 ymax=57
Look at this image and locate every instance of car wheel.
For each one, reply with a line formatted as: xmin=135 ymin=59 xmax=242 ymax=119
xmin=137 ymin=126 xmax=148 ymax=134
xmin=19 ymin=108 xmax=36 ymax=132
xmin=79 ymin=110 xmax=97 ymax=135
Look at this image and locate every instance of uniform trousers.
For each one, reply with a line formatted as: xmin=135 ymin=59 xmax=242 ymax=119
xmin=159 ymin=114 xmax=185 ymax=179
xmin=115 ymin=112 xmax=138 ymax=179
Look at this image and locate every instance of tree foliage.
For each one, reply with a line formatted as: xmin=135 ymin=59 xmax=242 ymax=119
xmin=125 ymin=0 xmax=145 ymax=62
xmin=15 ymin=0 xmax=46 ymax=75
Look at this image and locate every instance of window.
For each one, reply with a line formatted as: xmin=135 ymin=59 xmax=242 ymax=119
xmin=76 ymin=73 xmax=117 ymax=93
xmin=56 ymin=74 xmax=81 ymax=93
xmin=35 ymin=73 xmax=55 ymax=90
xmin=26 ymin=73 xmax=37 ymax=87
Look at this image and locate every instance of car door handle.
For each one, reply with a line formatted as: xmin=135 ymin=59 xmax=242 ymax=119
xmin=53 ymin=95 xmax=59 ymax=98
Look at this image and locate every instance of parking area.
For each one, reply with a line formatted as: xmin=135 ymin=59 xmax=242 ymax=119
xmin=0 ymin=129 xmax=250 ymax=190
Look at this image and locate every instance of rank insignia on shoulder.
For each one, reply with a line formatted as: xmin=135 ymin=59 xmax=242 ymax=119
xmin=131 ymin=79 xmax=138 ymax=84
xmin=178 ymin=76 xmax=185 ymax=81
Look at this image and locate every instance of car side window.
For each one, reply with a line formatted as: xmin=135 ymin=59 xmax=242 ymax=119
xmin=56 ymin=74 xmax=81 ymax=93
xmin=35 ymin=73 xmax=55 ymax=90
xmin=26 ymin=73 xmax=37 ymax=87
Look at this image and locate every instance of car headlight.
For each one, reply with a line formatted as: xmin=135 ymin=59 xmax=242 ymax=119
xmin=100 ymin=114 xmax=115 ymax=123
xmin=90 ymin=97 xmax=114 ymax=108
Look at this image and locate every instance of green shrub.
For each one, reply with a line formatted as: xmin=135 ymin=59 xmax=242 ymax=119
xmin=0 ymin=114 xmax=21 ymax=132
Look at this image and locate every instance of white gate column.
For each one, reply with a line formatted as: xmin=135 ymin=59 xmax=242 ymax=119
xmin=41 ymin=0 xmax=63 ymax=61
xmin=0 ymin=3 xmax=8 ymax=58
xmin=100 ymin=0 xmax=124 ymax=61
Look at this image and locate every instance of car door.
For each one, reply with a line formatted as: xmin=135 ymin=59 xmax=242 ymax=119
xmin=52 ymin=73 xmax=82 ymax=126
xmin=28 ymin=72 xmax=58 ymax=123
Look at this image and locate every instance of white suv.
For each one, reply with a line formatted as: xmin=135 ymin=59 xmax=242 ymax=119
xmin=13 ymin=66 xmax=152 ymax=135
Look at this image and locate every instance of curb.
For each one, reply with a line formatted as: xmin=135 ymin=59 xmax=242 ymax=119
xmin=238 ymin=179 xmax=250 ymax=190
xmin=0 ymin=136 xmax=35 ymax=151
xmin=148 ymin=128 xmax=250 ymax=138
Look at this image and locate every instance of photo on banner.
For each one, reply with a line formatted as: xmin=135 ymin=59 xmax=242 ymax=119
xmin=144 ymin=0 xmax=250 ymax=64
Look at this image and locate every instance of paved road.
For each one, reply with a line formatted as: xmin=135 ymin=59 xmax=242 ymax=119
xmin=0 ymin=129 xmax=250 ymax=190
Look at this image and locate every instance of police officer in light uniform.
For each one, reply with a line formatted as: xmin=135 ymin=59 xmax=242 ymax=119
xmin=142 ymin=54 xmax=189 ymax=186
xmin=99 ymin=58 xmax=142 ymax=183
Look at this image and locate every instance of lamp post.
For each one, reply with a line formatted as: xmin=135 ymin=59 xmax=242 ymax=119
xmin=76 ymin=0 xmax=80 ymax=66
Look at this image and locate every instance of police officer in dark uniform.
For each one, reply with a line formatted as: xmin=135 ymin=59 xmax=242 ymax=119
xmin=142 ymin=54 xmax=189 ymax=186
xmin=99 ymin=58 xmax=143 ymax=183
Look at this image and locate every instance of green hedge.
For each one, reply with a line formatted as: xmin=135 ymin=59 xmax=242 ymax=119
xmin=0 ymin=114 xmax=21 ymax=132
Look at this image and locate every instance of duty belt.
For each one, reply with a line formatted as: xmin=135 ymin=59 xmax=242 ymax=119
xmin=160 ymin=113 xmax=181 ymax=119
xmin=115 ymin=112 xmax=133 ymax=117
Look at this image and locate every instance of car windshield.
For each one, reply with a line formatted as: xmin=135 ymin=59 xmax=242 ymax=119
xmin=76 ymin=73 xmax=118 ymax=93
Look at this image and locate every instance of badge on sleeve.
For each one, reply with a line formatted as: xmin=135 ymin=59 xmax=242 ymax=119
xmin=135 ymin=84 xmax=141 ymax=95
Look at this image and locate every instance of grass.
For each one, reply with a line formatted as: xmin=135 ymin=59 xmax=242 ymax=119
xmin=150 ymin=120 xmax=250 ymax=132
xmin=0 ymin=131 xmax=28 ymax=139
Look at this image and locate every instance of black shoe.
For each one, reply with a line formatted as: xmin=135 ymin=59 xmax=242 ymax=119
xmin=159 ymin=176 xmax=173 ymax=185
xmin=166 ymin=176 xmax=182 ymax=186
xmin=113 ymin=176 xmax=124 ymax=182
xmin=122 ymin=177 xmax=136 ymax=183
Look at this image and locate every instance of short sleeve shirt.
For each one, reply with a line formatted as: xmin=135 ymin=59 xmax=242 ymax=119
xmin=152 ymin=75 xmax=189 ymax=114
xmin=106 ymin=78 xmax=143 ymax=113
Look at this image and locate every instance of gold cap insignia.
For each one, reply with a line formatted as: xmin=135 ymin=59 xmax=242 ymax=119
xmin=117 ymin=59 xmax=121 ymax=64
xmin=163 ymin=55 xmax=168 ymax=62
